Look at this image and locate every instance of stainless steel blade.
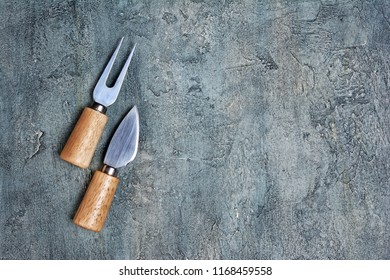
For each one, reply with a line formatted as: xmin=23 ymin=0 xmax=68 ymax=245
xmin=104 ymin=106 xmax=139 ymax=169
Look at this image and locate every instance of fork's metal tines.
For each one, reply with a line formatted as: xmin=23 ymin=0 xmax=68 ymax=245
xmin=93 ymin=37 xmax=136 ymax=108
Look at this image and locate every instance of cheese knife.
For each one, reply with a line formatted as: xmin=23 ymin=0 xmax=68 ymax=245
xmin=73 ymin=106 xmax=140 ymax=232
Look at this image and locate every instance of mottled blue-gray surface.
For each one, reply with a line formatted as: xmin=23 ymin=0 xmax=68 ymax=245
xmin=0 ymin=0 xmax=390 ymax=259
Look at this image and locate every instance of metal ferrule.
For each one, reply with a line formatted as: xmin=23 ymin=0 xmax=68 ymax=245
xmin=91 ymin=102 xmax=107 ymax=114
xmin=102 ymin=164 xmax=117 ymax=177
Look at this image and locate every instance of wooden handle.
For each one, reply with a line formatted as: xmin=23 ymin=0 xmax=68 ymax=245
xmin=60 ymin=107 xmax=108 ymax=168
xmin=73 ymin=171 xmax=119 ymax=232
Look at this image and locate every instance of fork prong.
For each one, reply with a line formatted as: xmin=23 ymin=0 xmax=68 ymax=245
xmin=95 ymin=37 xmax=124 ymax=89
xmin=113 ymin=43 xmax=137 ymax=93
xmin=93 ymin=38 xmax=137 ymax=107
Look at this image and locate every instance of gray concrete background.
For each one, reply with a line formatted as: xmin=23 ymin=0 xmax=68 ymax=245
xmin=1 ymin=0 xmax=390 ymax=259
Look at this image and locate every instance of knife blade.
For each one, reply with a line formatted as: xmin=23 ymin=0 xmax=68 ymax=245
xmin=73 ymin=106 xmax=140 ymax=232
xmin=104 ymin=106 xmax=139 ymax=168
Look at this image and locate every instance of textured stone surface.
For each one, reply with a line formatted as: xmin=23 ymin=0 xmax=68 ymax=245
xmin=1 ymin=0 xmax=390 ymax=259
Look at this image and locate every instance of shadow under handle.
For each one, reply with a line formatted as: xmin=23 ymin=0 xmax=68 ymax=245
xmin=60 ymin=107 xmax=108 ymax=169
xmin=73 ymin=170 xmax=119 ymax=232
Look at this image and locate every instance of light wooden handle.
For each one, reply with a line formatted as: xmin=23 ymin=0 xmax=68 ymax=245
xmin=60 ymin=107 xmax=108 ymax=169
xmin=73 ymin=171 xmax=119 ymax=232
